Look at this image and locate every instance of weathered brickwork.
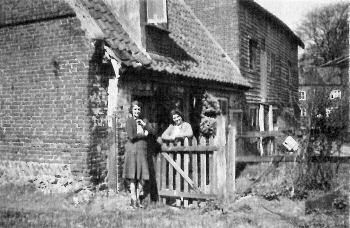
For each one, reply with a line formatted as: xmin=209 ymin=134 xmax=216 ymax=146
xmin=0 ymin=0 xmax=255 ymax=184
xmin=0 ymin=12 xmax=98 ymax=176
xmin=184 ymin=0 xmax=240 ymax=65
xmin=0 ymin=0 xmax=74 ymax=27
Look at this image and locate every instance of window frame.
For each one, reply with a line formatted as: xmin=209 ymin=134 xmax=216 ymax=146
xmin=146 ymin=0 xmax=167 ymax=24
xmin=248 ymin=38 xmax=258 ymax=71
xmin=248 ymin=106 xmax=259 ymax=131
xmin=217 ymin=97 xmax=229 ymax=116
xmin=300 ymin=108 xmax=307 ymax=117
xmin=329 ymin=89 xmax=341 ymax=100
xmin=299 ymin=90 xmax=306 ymax=101
xmin=268 ymin=52 xmax=276 ymax=74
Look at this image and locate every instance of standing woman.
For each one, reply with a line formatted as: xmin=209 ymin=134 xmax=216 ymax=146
xmin=123 ymin=101 xmax=155 ymax=208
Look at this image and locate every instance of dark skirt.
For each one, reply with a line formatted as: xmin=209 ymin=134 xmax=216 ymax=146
xmin=122 ymin=140 xmax=149 ymax=181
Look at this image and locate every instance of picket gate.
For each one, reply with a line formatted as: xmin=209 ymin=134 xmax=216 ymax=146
xmin=156 ymin=117 xmax=237 ymax=207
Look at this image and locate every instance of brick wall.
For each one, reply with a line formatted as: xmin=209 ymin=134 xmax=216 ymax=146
xmin=0 ymin=0 xmax=74 ymax=26
xmin=184 ymin=0 xmax=240 ymax=65
xmin=0 ymin=10 xmax=97 ymax=177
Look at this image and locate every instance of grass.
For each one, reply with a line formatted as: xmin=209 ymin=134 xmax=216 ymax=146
xmin=0 ymin=182 xmax=348 ymax=228
xmin=0 ymin=161 xmax=349 ymax=227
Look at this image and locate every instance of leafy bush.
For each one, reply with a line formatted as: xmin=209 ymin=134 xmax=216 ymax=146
xmin=199 ymin=92 xmax=221 ymax=137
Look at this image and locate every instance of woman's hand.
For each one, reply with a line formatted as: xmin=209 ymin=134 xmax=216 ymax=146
xmin=136 ymin=119 xmax=146 ymax=127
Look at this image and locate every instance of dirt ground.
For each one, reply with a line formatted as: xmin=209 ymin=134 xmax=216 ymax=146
xmin=0 ymin=182 xmax=348 ymax=228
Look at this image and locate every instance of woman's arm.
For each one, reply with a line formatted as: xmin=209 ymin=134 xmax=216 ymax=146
xmin=161 ymin=125 xmax=174 ymax=140
xmin=178 ymin=122 xmax=193 ymax=138
xmin=126 ymin=118 xmax=145 ymax=142
xmin=143 ymin=119 xmax=156 ymax=135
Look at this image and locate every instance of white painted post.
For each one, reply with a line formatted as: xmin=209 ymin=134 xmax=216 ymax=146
xmin=214 ymin=116 xmax=227 ymax=198
xmin=227 ymin=122 xmax=236 ymax=197
xmin=268 ymin=105 xmax=274 ymax=155
xmin=105 ymin=46 xmax=121 ymax=192
xmin=259 ymin=104 xmax=265 ymax=156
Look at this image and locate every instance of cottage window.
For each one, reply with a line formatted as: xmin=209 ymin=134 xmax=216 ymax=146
xmin=217 ymin=97 xmax=228 ymax=115
xmin=300 ymin=108 xmax=307 ymax=117
xmin=299 ymin=91 xmax=306 ymax=100
xmin=329 ymin=90 xmax=341 ymax=99
xmin=249 ymin=107 xmax=258 ymax=130
xmin=272 ymin=108 xmax=278 ymax=125
xmin=230 ymin=110 xmax=243 ymax=134
xmin=147 ymin=0 xmax=167 ymax=24
xmin=248 ymin=39 xmax=258 ymax=71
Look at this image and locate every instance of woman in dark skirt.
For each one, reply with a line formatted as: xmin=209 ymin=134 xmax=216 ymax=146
xmin=123 ymin=101 xmax=155 ymax=208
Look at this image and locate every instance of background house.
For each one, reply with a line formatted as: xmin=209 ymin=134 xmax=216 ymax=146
xmin=299 ymin=55 xmax=349 ymax=134
xmin=184 ymin=0 xmax=304 ymax=134
xmin=0 ymin=0 xmax=250 ymax=182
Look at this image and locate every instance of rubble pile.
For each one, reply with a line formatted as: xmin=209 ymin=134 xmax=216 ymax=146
xmin=0 ymin=160 xmax=88 ymax=195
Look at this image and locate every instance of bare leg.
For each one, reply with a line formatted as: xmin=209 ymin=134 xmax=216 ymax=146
xmin=136 ymin=181 xmax=144 ymax=208
xmin=129 ymin=181 xmax=137 ymax=208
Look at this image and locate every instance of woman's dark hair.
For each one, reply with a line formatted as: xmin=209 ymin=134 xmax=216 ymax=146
xmin=129 ymin=100 xmax=142 ymax=115
xmin=170 ymin=109 xmax=184 ymax=123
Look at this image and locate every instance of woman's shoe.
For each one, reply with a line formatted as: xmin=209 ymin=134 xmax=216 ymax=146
xmin=136 ymin=199 xmax=144 ymax=208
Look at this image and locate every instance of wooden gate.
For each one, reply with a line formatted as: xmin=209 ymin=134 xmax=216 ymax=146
xmin=155 ymin=117 xmax=237 ymax=206
xmin=156 ymin=137 xmax=218 ymax=206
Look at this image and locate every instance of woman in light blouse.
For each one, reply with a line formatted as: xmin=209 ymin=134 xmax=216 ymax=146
xmin=161 ymin=109 xmax=193 ymax=141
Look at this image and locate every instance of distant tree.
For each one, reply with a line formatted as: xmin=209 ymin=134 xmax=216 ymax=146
xmin=306 ymin=88 xmax=347 ymax=140
xmin=294 ymin=88 xmax=346 ymax=191
xmin=297 ymin=2 xmax=349 ymax=65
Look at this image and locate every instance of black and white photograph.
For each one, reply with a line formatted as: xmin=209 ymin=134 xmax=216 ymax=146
xmin=0 ymin=0 xmax=349 ymax=227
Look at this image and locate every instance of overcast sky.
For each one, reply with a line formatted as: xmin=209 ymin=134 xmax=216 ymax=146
xmin=254 ymin=0 xmax=341 ymax=32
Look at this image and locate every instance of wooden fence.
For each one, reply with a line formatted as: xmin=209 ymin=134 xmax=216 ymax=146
xmin=107 ymin=114 xmax=349 ymax=205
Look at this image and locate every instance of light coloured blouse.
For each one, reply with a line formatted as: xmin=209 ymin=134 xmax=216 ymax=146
xmin=161 ymin=122 xmax=193 ymax=140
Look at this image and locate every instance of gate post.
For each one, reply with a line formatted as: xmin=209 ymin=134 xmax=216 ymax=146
xmin=214 ymin=116 xmax=227 ymax=198
xmin=226 ymin=122 xmax=236 ymax=197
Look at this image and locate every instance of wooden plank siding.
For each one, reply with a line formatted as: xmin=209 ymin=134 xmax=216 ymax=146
xmin=238 ymin=3 xmax=299 ymax=105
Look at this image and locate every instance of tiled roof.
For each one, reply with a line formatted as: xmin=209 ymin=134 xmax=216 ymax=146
xmin=77 ymin=0 xmax=249 ymax=87
xmin=146 ymin=0 xmax=250 ymax=87
xmin=299 ymin=66 xmax=342 ymax=86
xmin=79 ymin=0 xmax=151 ymax=68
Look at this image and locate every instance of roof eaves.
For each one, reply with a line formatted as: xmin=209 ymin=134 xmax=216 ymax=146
xmin=78 ymin=0 xmax=151 ymax=66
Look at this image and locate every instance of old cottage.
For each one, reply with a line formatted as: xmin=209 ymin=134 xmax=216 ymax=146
xmin=0 ymin=0 xmax=250 ymax=183
xmin=185 ymin=0 xmax=304 ymax=137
